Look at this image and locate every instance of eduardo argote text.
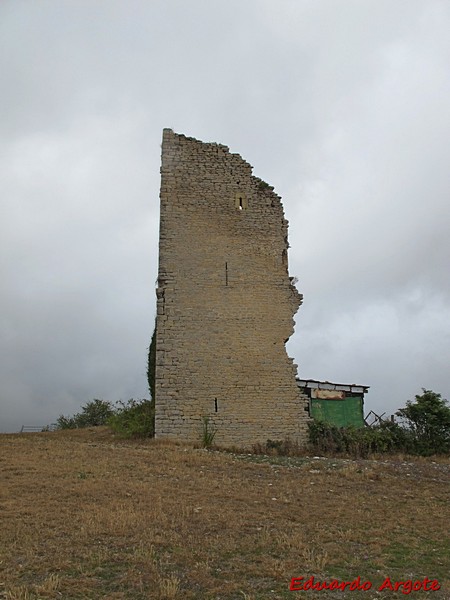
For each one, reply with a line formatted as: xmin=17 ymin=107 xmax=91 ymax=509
xmin=290 ymin=575 xmax=441 ymax=594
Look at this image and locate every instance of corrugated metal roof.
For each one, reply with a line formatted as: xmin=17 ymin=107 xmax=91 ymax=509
xmin=296 ymin=378 xmax=369 ymax=394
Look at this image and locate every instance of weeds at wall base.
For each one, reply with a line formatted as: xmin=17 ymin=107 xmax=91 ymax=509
xmin=200 ymin=416 xmax=217 ymax=448
xmin=308 ymin=419 xmax=450 ymax=458
xmin=248 ymin=421 xmax=450 ymax=460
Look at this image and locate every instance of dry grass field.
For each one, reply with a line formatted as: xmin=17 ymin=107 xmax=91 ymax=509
xmin=1 ymin=428 xmax=449 ymax=600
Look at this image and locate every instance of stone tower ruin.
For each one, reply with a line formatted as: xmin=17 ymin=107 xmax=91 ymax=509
xmin=155 ymin=129 xmax=309 ymax=446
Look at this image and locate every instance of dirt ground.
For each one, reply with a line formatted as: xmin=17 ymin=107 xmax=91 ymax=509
xmin=1 ymin=428 xmax=449 ymax=599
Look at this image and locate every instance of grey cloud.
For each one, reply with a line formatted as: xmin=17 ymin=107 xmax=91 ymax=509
xmin=1 ymin=0 xmax=449 ymax=431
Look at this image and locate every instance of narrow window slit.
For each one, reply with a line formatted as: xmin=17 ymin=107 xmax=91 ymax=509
xmin=214 ymin=398 xmax=218 ymax=413
xmin=234 ymin=192 xmax=247 ymax=210
xmin=225 ymin=262 xmax=228 ymax=286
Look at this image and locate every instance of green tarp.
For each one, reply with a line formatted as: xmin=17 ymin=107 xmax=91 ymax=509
xmin=311 ymin=396 xmax=364 ymax=428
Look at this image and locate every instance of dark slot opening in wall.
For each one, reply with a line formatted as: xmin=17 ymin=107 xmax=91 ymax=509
xmin=225 ymin=262 xmax=228 ymax=286
xmin=235 ymin=192 xmax=247 ymax=211
xmin=214 ymin=398 xmax=218 ymax=413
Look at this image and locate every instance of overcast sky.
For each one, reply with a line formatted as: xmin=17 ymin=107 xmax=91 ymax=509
xmin=1 ymin=0 xmax=449 ymax=432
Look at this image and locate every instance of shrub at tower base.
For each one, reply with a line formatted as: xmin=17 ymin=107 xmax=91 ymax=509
xmin=308 ymin=389 xmax=450 ymax=457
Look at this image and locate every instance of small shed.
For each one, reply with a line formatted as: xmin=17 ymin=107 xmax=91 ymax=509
xmin=297 ymin=379 xmax=369 ymax=428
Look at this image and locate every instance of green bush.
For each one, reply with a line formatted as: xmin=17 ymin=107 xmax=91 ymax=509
xmin=396 ymin=389 xmax=450 ymax=455
xmin=147 ymin=319 xmax=157 ymax=401
xmin=55 ymin=414 xmax=77 ymax=429
xmin=108 ymin=398 xmax=155 ymax=438
xmin=57 ymin=399 xmax=114 ymax=429
xmin=307 ymin=389 xmax=450 ymax=457
xmin=307 ymin=420 xmax=416 ymax=458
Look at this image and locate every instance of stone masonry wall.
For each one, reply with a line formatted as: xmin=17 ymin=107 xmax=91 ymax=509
xmin=155 ymin=129 xmax=310 ymax=447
